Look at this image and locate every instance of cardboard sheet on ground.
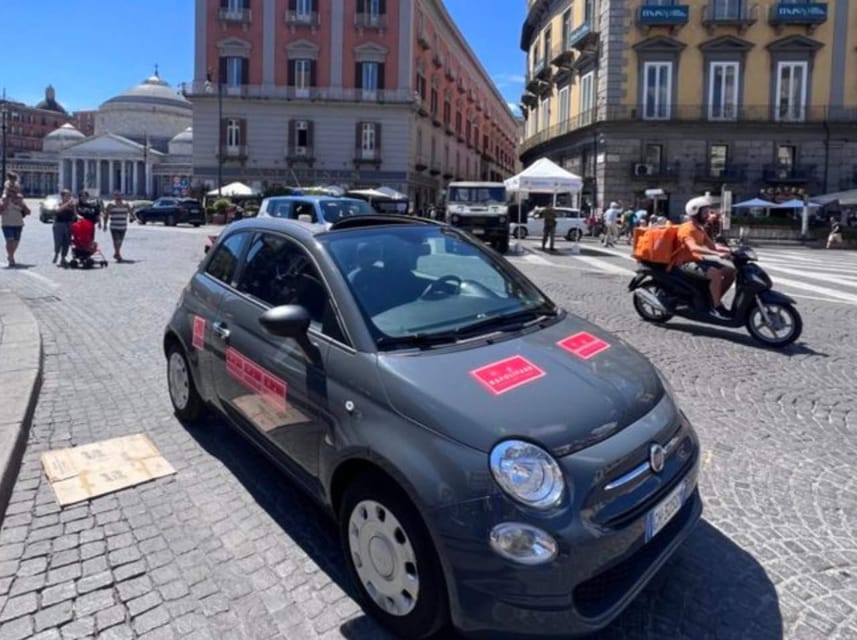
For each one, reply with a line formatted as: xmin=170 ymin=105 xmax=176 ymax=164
xmin=41 ymin=434 xmax=176 ymax=506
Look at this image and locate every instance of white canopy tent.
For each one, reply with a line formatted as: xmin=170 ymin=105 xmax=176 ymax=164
xmin=733 ymin=197 xmax=776 ymax=209
xmin=504 ymin=157 xmax=584 ymax=195
xmin=207 ymin=182 xmax=259 ymax=197
xmin=348 ymin=187 xmax=407 ymax=201
xmin=775 ymin=198 xmax=820 ymax=209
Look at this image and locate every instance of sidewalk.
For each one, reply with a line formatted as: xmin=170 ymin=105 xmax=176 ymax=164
xmin=0 ymin=289 xmax=43 ymax=524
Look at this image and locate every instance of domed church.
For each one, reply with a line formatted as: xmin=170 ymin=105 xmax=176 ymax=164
xmin=54 ymin=68 xmax=194 ymax=198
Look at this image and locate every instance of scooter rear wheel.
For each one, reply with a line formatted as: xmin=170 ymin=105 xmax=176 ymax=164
xmin=746 ymin=302 xmax=802 ymax=347
xmin=633 ymin=284 xmax=674 ymax=323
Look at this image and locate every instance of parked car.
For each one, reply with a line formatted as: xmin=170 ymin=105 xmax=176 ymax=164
xmin=511 ymin=206 xmax=589 ymax=241
xmin=257 ymin=195 xmax=375 ymax=227
xmin=164 ymin=214 xmax=701 ymax=639
xmin=135 ymin=198 xmax=204 ymax=227
xmin=39 ymin=194 xmax=62 ymax=223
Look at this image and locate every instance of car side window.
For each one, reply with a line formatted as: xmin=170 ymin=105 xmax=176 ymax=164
xmin=272 ymin=201 xmax=293 ymax=218
xmin=205 ymin=231 xmax=248 ymax=285
xmin=293 ymin=201 xmax=317 ymax=222
xmin=237 ymin=233 xmax=346 ymax=343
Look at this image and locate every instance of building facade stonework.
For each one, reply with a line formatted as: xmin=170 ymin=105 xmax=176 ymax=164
xmin=519 ymin=0 xmax=857 ymax=216
xmin=190 ymin=0 xmax=518 ymax=210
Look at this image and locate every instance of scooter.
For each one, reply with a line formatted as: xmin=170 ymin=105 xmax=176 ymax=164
xmin=628 ymin=244 xmax=803 ymax=347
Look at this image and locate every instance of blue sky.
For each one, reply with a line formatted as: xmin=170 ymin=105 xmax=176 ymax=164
xmin=4 ymin=0 xmax=525 ymax=115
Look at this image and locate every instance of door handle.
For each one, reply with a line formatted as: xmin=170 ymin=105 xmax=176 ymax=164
xmin=212 ymin=321 xmax=230 ymax=341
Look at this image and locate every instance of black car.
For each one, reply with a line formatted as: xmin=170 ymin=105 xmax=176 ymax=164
xmin=136 ymin=197 xmax=204 ymax=227
xmin=164 ymin=215 xmax=702 ymax=639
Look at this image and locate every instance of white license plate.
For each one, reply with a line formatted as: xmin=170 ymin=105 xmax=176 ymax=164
xmin=471 ymin=227 xmax=485 ymax=235
xmin=645 ymin=480 xmax=686 ymax=542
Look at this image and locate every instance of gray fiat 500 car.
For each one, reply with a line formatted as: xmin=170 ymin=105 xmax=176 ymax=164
xmin=164 ymin=215 xmax=702 ymax=638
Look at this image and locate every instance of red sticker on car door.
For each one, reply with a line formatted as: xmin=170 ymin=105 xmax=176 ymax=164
xmin=192 ymin=316 xmax=206 ymax=350
xmin=557 ymin=332 xmax=610 ymax=360
xmin=225 ymin=348 xmax=288 ymax=413
xmin=470 ymin=356 xmax=546 ymax=395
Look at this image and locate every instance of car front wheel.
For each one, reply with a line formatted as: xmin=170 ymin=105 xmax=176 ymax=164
xmin=566 ymin=228 xmax=582 ymax=242
xmin=138 ymin=215 xmax=147 ymax=225
xmin=166 ymin=342 xmax=204 ymax=421
xmin=514 ymin=226 xmax=527 ymax=239
xmin=340 ymin=474 xmax=449 ymax=639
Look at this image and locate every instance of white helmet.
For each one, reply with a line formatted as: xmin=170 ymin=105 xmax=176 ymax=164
xmin=685 ymin=194 xmax=720 ymax=219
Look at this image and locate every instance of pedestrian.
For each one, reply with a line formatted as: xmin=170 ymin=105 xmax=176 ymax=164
xmin=827 ymin=217 xmax=843 ymax=249
xmin=541 ymin=204 xmax=557 ymax=251
xmin=603 ymin=201 xmax=621 ymax=247
xmin=53 ymin=189 xmax=77 ymax=267
xmin=103 ymin=190 xmax=132 ymax=262
xmin=0 ymin=176 xmax=30 ymax=268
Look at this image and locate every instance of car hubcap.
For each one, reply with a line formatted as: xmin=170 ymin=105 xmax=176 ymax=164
xmin=168 ymin=352 xmax=190 ymax=410
xmin=348 ymin=500 xmax=419 ymax=617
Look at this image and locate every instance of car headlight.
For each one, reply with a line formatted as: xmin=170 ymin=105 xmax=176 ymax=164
xmin=489 ymin=440 xmax=565 ymax=509
xmin=451 ymin=214 xmax=460 ymax=225
xmin=498 ymin=215 xmax=506 ymax=224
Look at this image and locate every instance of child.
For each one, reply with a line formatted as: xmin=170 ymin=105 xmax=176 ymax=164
xmin=1 ymin=172 xmax=21 ymax=206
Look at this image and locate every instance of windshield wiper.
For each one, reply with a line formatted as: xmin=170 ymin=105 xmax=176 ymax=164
xmin=454 ymin=305 xmax=559 ymax=337
xmin=376 ymin=332 xmax=462 ymax=350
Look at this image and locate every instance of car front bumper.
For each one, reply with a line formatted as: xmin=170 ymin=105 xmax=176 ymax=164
xmin=431 ymin=408 xmax=702 ymax=638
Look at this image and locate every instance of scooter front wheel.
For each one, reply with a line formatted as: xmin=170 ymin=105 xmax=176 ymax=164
xmin=633 ymin=284 xmax=674 ymax=323
xmin=746 ymin=302 xmax=802 ymax=347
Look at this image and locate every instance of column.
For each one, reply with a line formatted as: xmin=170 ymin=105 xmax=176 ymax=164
xmin=58 ymin=159 xmax=65 ymax=191
xmin=96 ymin=159 xmax=102 ymax=195
xmin=132 ymin=161 xmax=139 ymax=196
xmin=71 ymin=159 xmax=77 ymax=194
xmin=121 ymin=161 xmax=127 ymax=195
xmin=108 ymin=160 xmax=115 ymax=194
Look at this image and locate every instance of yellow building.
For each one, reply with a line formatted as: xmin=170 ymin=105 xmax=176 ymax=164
xmin=519 ymin=0 xmax=856 ymax=216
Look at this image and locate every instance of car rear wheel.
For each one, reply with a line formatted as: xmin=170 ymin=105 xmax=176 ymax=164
xmin=166 ymin=343 xmax=204 ymax=421
xmin=566 ymin=228 xmax=582 ymax=242
xmin=514 ymin=226 xmax=527 ymax=239
xmin=166 ymin=214 xmax=176 ymax=227
xmin=138 ymin=215 xmax=147 ymax=225
xmin=340 ymin=474 xmax=449 ymax=639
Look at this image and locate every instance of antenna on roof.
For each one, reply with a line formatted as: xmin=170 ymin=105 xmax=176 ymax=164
xmin=154 ymin=64 xmax=159 ymax=78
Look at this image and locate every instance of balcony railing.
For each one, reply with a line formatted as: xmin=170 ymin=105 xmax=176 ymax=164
xmin=763 ymin=163 xmax=817 ymax=182
xmin=354 ymin=12 xmax=388 ymax=29
xmin=637 ymin=4 xmax=690 ymax=27
xmin=445 ymin=122 xmax=455 ymax=136
xmin=285 ymin=10 xmax=320 ymax=27
xmin=694 ymin=162 xmax=747 ymax=182
xmin=702 ymin=2 xmax=758 ymax=32
xmin=414 ymin=156 xmax=428 ymax=171
xmin=354 ymin=149 xmax=380 ymax=164
xmin=550 ymin=40 xmax=574 ymax=67
xmin=222 ymin=145 xmax=248 ymax=160
xmin=187 ymin=82 xmax=416 ymax=104
xmin=285 ymin=146 xmax=314 ymax=161
xmin=768 ymin=2 xmax=827 ymax=29
xmin=519 ymin=104 xmax=857 ymax=155
xmin=418 ymin=28 xmax=430 ymax=49
xmin=429 ymin=160 xmax=442 ymax=175
xmin=219 ymin=8 xmax=252 ymax=23
xmin=567 ymin=22 xmax=598 ymax=51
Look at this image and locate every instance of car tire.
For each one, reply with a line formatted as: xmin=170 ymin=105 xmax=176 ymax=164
xmin=166 ymin=342 xmax=204 ymax=422
xmin=339 ymin=474 xmax=449 ymax=640
xmin=566 ymin=228 xmax=582 ymax=242
xmin=495 ymin=237 xmax=509 ymax=254
xmin=192 ymin=223 xmax=201 ymax=228
xmin=138 ymin=216 xmax=147 ymax=225
xmin=514 ymin=226 xmax=527 ymax=239
xmin=167 ymin=215 xmax=176 ymax=227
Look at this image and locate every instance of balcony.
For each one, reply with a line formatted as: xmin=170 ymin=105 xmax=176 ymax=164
xmin=637 ymin=4 xmax=690 ymax=32
xmin=285 ymin=10 xmax=320 ymax=28
xmin=550 ymin=40 xmax=574 ymax=68
xmin=285 ymin=146 xmax=314 ymax=162
xmin=186 ymin=81 xmax=417 ymax=105
xmin=442 ymin=169 xmax=454 ymax=180
xmin=695 ymin=162 xmax=747 ymax=182
xmin=222 ymin=145 xmax=248 ymax=161
xmin=418 ymin=27 xmax=430 ymax=49
xmin=768 ymin=3 xmax=827 ymax=33
xmin=457 ymin=77 xmax=466 ymax=94
xmin=431 ymin=111 xmax=442 ymax=127
xmin=218 ymin=8 xmax=252 ymax=24
xmin=520 ymin=91 xmax=538 ymax=108
xmin=415 ymin=95 xmax=428 ymax=116
xmin=445 ymin=64 xmax=456 ymax=81
xmin=763 ymin=163 xmax=816 ymax=183
xmin=432 ymin=51 xmax=443 ymax=68
xmin=354 ymin=12 xmax=388 ymax=30
xmin=429 ymin=160 xmax=441 ymax=175
xmin=702 ymin=3 xmax=758 ymax=34
xmin=354 ymin=149 xmax=380 ymax=165
xmin=567 ymin=22 xmax=599 ymax=52
xmin=630 ymin=160 xmax=681 ymax=180
xmin=445 ymin=121 xmax=455 ymax=136
xmin=414 ymin=156 xmax=428 ymax=171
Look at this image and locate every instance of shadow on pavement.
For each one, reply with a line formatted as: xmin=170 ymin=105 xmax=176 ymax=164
xmin=648 ymin=321 xmax=826 ymax=356
xmin=184 ymin=416 xmax=782 ymax=640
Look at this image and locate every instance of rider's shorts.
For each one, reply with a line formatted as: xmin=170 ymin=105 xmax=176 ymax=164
xmin=679 ymin=259 xmax=730 ymax=279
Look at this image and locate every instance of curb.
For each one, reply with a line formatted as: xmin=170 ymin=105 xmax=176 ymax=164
xmin=0 ymin=289 xmax=43 ymax=526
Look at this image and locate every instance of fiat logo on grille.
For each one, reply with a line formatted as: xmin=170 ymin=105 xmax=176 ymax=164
xmin=649 ymin=444 xmax=666 ymax=473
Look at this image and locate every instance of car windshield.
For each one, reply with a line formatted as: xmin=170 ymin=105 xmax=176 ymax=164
xmin=320 ymin=225 xmax=554 ymax=347
xmin=447 ymin=186 xmax=506 ymax=205
xmin=320 ymin=198 xmax=375 ymax=222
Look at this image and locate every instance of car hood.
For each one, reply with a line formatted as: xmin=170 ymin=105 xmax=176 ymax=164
xmin=377 ymin=314 xmax=664 ymax=455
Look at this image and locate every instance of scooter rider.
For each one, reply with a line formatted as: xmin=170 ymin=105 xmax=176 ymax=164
xmin=675 ymin=194 xmax=735 ymax=319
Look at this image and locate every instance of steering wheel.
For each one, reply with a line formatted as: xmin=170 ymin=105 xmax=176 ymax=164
xmin=420 ymin=275 xmax=462 ymax=300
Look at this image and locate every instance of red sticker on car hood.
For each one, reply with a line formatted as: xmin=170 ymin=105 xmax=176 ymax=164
xmin=557 ymin=332 xmax=610 ymax=360
xmin=470 ymin=356 xmax=546 ymax=395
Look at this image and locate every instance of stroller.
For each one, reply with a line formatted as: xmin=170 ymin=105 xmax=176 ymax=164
xmin=69 ymin=212 xmax=108 ymax=269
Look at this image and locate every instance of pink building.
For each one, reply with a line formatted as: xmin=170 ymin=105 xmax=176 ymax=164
xmin=190 ymin=0 xmax=519 ymax=209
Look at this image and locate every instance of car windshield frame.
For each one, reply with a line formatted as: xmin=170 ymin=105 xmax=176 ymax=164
xmin=319 ymin=198 xmax=376 ymax=223
xmin=317 ymin=223 xmax=557 ymax=349
xmin=447 ymin=186 xmax=507 ymax=205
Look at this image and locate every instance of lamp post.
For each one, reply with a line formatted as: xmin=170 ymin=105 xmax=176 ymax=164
xmin=1 ymin=89 xmax=7 ymax=182
xmin=206 ymin=68 xmax=223 ymax=198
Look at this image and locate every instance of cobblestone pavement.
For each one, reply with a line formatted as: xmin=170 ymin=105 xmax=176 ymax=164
xmin=0 ymin=213 xmax=855 ymax=639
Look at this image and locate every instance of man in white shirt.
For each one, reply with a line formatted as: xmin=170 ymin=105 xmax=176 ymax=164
xmin=603 ymin=202 xmax=621 ymax=247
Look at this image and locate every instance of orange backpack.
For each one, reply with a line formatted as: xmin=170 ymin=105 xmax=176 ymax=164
xmin=632 ymin=224 xmax=680 ymax=266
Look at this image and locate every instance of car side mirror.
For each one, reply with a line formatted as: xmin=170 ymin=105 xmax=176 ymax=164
xmin=259 ymin=305 xmax=320 ymax=364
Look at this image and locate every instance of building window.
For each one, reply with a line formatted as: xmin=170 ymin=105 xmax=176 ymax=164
xmin=777 ymin=144 xmax=796 ymax=169
xmin=643 ymin=61 xmax=672 ymax=120
xmin=558 ymin=86 xmax=569 ymax=132
xmin=443 ymin=94 xmax=451 ymax=125
xmin=296 ymin=0 xmax=312 ymax=19
xmin=644 ymin=143 xmax=663 ymax=170
xmin=296 ymin=120 xmax=309 ymax=151
xmin=226 ymin=57 xmax=244 ymax=87
xmin=368 ymin=0 xmax=382 ymax=18
xmin=543 ymin=25 xmax=552 ymax=62
xmin=226 ymin=119 xmax=241 ymax=150
xmin=709 ymin=62 xmax=739 ymax=121
xmin=430 ymin=87 xmax=438 ymax=117
xmin=416 ymin=72 xmax=426 ymax=101
xmin=362 ymin=62 xmax=379 ymax=92
xmin=584 ymin=0 xmax=594 ymax=23
xmin=775 ymin=61 xmax=807 ymax=122
xmin=712 ymin=0 xmax=741 ymax=20
xmin=561 ymin=9 xmax=571 ymax=49
xmin=227 ymin=0 xmax=243 ymax=11
xmin=540 ymin=97 xmax=550 ymax=131
xmin=580 ymin=72 xmax=595 ymax=125
xmin=709 ymin=144 xmax=728 ymax=177
xmin=361 ymin=122 xmax=377 ymax=158
xmin=455 ymin=111 xmax=462 ymax=136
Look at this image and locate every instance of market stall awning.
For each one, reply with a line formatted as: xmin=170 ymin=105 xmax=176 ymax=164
xmin=504 ymin=157 xmax=583 ymax=193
